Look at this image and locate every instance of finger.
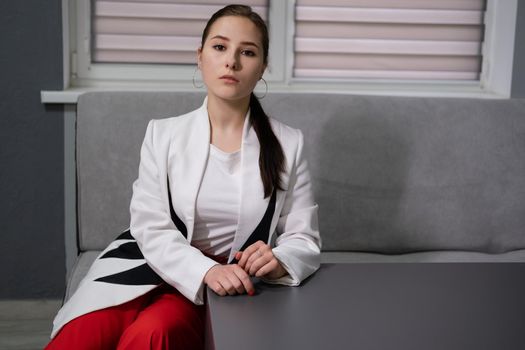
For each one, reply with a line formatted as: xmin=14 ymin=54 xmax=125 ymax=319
xmin=225 ymin=270 xmax=245 ymax=295
xmin=244 ymin=250 xmax=261 ymax=274
xmin=211 ymin=282 xmax=227 ymax=297
xmin=234 ymin=251 xmax=242 ymax=261
xmin=237 ymin=243 xmax=261 ymax=268
xmin=245 ymin=245 xmax=270 ymax=274
xmin=244 ymin=241 xmax=265 ymax=257
xmin=218 ymin=278 xmax=236 ymax=296
xmin=255 ymin=259 xmax=278 ymax=278
xmin=241 ymin=241 xmax=266 ymax=268
xmin=249 ymin=252 xmax=271 ymax=276
xmin=236 ymin=250 xmax=248 ymax=268
xmin=232 ymin=265 xmax=254 ymax=294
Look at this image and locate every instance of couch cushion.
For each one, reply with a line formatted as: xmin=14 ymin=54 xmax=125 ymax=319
xmin=65 ymin=251 xmax=101 ymax=301
xmin=76 ymin=92 xmax=525 ymax=254
xmin=266 ymin=95 xmax=525 ymax=254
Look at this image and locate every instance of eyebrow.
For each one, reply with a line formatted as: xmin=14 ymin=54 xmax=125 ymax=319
xmin=209 ymin=35 xmax=259 ymax=48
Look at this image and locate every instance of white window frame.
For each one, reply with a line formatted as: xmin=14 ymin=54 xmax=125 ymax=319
xmin=47 ymin=0 xmax=518 ymax=103
xmin=68 ymin=0 xmax=286 ymax=87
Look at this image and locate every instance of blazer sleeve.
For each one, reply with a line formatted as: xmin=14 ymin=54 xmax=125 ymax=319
xmin=264 ymin=129 xmax=322 ymax=286
xmin=129 ymin=120 xmax=218 ymax=305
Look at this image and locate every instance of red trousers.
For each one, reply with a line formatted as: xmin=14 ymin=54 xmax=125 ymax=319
xmin=45 ymin=283 xmax=206 ymax=350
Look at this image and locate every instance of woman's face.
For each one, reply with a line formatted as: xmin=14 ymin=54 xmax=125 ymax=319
xmin=198 ymin=16 xmax=267 ymax=103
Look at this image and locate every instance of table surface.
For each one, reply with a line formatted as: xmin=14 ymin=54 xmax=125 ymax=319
xmin=205 ymin=263 xmax=525 ymax=350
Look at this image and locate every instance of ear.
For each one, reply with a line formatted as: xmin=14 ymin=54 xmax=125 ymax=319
xmin=196 ymin=47 xmax=203 ymax=68
xmin=260 ymin=63 xmax=267 ymax=79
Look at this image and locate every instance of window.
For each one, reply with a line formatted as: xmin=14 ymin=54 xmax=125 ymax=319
xmin=294 ymin=0 xmax=485 ymax=80
xmin=63 ymin=0 xmax=518 ymax=97
xmin=91 ymin=0 xmax=268 ymax=65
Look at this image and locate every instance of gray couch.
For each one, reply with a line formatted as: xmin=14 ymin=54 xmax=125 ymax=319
xmin=66 ymin=91 xmax=525 ymax=300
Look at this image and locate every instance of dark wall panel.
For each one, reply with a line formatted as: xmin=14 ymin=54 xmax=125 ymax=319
xmin=0 ymin=2 xmax=65 ymax=298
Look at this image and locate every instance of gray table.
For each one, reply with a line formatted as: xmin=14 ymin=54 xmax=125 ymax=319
xmin=205 ymin=263 xmax=525 ymax=350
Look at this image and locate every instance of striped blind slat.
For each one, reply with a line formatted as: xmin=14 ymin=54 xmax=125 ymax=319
xmin=295 ymin=38 xmax=481 ymax=56
xmin=294 ymin=0 xmax=486 ymax=80
xmin=296 ymin=54 xmax=479 ymax=72
xmin=296 ymin=23 xmax=483 ymax=41
xmin=294 ymin=69 xmax=478 ymax=80
xmin=296 ymin=7 xmax=484 ymax=25
xmin=296 ymin=0 xmax=485 ymax=11
xmin=92 ymin=0 xmax=268 ymax=64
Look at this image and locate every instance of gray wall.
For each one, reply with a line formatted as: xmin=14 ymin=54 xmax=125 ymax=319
xmin=512 ymin=0 xmax=525 ymax=97
xmin=0 ymin=2 xmax=65 ymax=298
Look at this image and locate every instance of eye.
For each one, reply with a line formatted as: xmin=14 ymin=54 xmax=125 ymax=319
xmin=212 ymin=44 xmax=226 ymax=51
xmin=242 ymin=49 xmax=256 ymax=57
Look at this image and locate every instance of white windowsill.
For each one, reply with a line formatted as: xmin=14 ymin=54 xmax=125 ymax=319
xmin=41 ymin=82 xmax=508 ymax=104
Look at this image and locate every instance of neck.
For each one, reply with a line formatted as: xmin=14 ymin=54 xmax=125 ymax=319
xmin=206 ymin=94 xmax=250 ymax=130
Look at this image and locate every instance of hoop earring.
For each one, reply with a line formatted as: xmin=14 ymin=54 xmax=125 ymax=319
xmin=193 ymin=67 xmax=204 ymax=89
xmin=255 ymin=77 xmax=268 ymax=99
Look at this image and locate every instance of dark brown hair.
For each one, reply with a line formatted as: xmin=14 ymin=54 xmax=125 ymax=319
xmin=201 ymin=5 xmax=285 ymax=198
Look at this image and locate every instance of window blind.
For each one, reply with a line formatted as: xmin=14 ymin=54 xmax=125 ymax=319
xmin=294 ymin=0 xmax=486 ymax=80
xmin=92 ymin=0 xmax=268 ymax=64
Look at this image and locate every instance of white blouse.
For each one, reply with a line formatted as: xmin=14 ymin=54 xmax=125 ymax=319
xmin=191 ymin=144 xmax=242 ymax=257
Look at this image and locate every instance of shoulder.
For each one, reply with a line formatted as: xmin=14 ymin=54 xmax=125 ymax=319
xmin=145 ymin=107 xmax=202 ymax=144
xmin=268 ymin=117 xmax=303 ymax=147
xmin=150 ymin=108 xmax=196 ymax=133
xmin=268 ymin=117 xmax=306 ymax=173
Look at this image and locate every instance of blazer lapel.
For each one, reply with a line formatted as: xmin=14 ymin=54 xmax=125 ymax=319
xmin=228 ymin=111 xmax=275 ymax=262
xmin=168 ymin=100 xmax=210 ymax=242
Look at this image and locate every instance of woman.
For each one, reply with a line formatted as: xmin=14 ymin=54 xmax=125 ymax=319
xmin=46 ymin=4 xmax=320 ymax=349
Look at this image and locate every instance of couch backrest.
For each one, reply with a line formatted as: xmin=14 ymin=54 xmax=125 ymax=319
xmin=77 ymin=92 xmax=525 ymax=254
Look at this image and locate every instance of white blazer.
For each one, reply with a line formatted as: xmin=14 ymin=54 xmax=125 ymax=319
xmin=51 ymin=98 xmax=321 ymax=338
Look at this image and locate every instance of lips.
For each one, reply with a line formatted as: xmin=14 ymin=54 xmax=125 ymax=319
xmin=220 ymin=75 xmax=239 ymax=83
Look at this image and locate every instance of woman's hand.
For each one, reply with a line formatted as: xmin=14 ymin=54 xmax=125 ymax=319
xmin=235 ymin=240 xmax=288 ymax=280
xmin=203 ymin=264 xmax=255 ymax=296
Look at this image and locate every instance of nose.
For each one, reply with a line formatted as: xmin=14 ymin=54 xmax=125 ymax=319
xmin=225 ymin=52 xmax=240 ymax=70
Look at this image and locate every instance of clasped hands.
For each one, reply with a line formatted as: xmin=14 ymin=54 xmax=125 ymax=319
xmin=204 ymin=240 xmax=287 ymax=296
